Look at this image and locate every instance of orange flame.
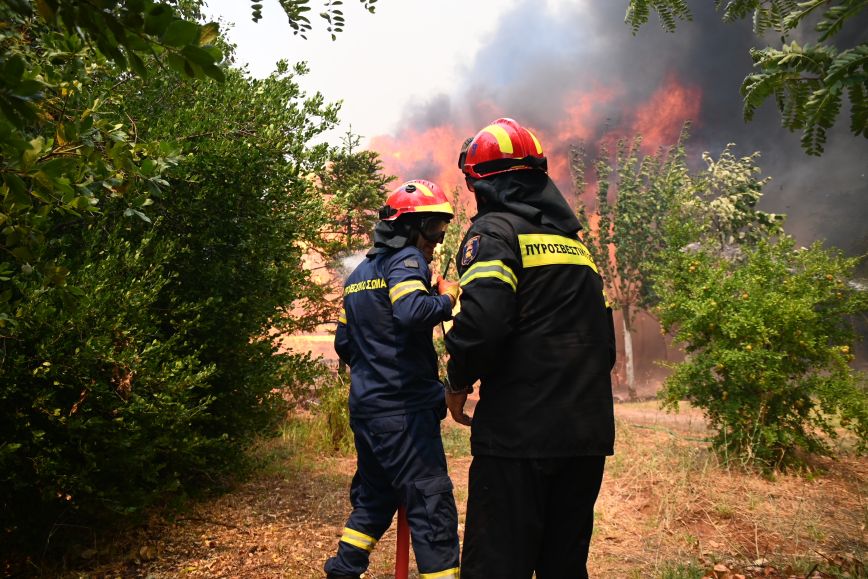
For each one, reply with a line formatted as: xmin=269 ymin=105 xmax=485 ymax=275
xmin=631 ymin=74 xmax=701 ymax=151
xmin=369 ymin=75 xmax=700 ymax=209
xmin=369 ymin=124 xmax=473 ymax=197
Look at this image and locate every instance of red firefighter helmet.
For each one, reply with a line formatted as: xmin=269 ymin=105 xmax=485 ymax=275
xmin=459 ymin=117 xmax=547 ymax=179
xmin=379 ymin=179 xmax=454 ymax=221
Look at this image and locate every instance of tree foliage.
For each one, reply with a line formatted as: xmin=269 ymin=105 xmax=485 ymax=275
xmin=573 ymin=130 xmax=692 ymax=399
xmin=0 ymin=3 xmax=343 ymax=559
xmin=653 ymin=147 xmax=867 ymax=469
xmin=264 ymin=0 xmax=380 ymax=40
xmin=317 ymin=130 xmax=393 ymax=255
xmin=625 ymin=0 xmax=868 ymax=155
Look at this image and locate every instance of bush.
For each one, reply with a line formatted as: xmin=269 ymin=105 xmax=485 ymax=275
xmin=0 ymin=36 xmax=338 ymax=561
xmin=0 ymin=225 xmax=217 ymax=552
xmin=656 ymin=237 xmax=868 ymax=469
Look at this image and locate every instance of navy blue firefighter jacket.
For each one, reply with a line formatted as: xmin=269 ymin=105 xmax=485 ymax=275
xmin=335 ymin=246 xmax=453 ymax=418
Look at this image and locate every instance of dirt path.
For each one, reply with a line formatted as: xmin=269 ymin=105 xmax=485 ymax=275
xmin=65 ymin=403 xmax=866 ymax=579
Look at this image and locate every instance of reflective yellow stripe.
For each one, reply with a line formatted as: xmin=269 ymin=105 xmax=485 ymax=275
xmin=459 ymin=260 xmax=517 ymax=292
xmin=517 ymin=234 xmax=598 ymax=273
xmin=389 ymin=279 xmax=427 ymax=303
xmin=527 ymin=129 xmax=543 ymax=154
xmin=413 ymin=182 xmax=435 ymax=197
xmin=482 ymin=124 xmax=514 ymax=154
xmin=421 ymin=568 xmax=460 ymax=579
xmin=340 ymin=527 xmax=377 ymax=552
xmin=338 ymin=308 xmax=347 ymax=324
xmin=414 ymin=201 xmax=454 ymax=214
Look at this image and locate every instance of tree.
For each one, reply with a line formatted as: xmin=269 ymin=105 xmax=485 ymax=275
xmin=318 ymin=129 xmax=394 ymax=256
xmin=653 ymin=146 xmax=866 ymax=469
xmin=433 ymin=186 xmax=470 ymax=381
xmin=0 ymin=10 xmax=342 ymax=559
xmin=263 ymin=0 xmax=380 ymax=40
xmin=625 ymin=0 xmax=868 ymax=155
xmin=573 ymin=130 xmax=691 ymax=399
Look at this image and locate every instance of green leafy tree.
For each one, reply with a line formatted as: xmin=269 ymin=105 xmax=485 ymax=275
xmin=0 ymin=16 xmax=341 ymax=560
xmin=573 ymin=130 xmax=691 ymax=399
xmin=653 ymin=147 xmax=866 ymax=469
xmin=318 ymin=129 xmax=394 ymax=256
xmin=625 ymin=0 xmax=868 ymax=155
xmin=314 ymin=130 xmax=392 ymax=374
xmin=0 ymin=4 xmax=190 ymax=328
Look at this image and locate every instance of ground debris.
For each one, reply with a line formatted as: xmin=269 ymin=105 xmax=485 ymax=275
xmin=51 ymin=408 xmax=866 ymax=578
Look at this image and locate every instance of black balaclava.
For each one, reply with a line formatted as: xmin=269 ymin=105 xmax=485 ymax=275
xmin=470 ymin=170 xmax=582 ymax=235
xmin=366 ymin=219 xmax=414 ymax=258
xmin=366 ymin=211 xmax=442 ymax=258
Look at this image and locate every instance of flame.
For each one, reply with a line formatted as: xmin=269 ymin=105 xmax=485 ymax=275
xmin=368 ymin=74 xmax=700 ymax=211
xmin=631 ymin=74 xmax=701 ymax=151
xmin=369 ymin=123 xmax=476 ymax=199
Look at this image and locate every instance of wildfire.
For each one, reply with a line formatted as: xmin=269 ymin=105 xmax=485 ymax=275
xmin=631 ymin=74 xmax=701 ymax=151
xmin=368 ymin=74 xmax=701 ymax=209
xmin=369 ymin=123 xmax=476 ymax=197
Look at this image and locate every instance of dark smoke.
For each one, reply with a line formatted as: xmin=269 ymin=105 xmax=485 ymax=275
xmin=383 ymin=1 xmax=868 ymax=368
xmin=393 ymin=1 xmax=867 ymax=261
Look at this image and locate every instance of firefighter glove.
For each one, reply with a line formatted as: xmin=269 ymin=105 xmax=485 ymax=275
xmin=437 ymin=276 xmax=460 ymax=306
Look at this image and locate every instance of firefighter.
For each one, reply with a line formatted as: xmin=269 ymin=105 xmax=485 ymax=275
xmin=324 ymin=179 xmax=461 ymax=579
xmin=444 ymin=118 xmax=617 ymax=578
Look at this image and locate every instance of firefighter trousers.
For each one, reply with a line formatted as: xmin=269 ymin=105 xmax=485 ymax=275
xmin=324 ymin=408 xmax=460 ymax=578
xmin=460 ymin=455 xmax=606 ymax=579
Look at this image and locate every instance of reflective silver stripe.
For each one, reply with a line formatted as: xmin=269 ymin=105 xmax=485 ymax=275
xmin=340 ymin=527 xmax=377 ymax=552
xmin=420 ymin=568 xmax=460 ymax=579
xmin=389 ymin=279 xmax=427 ymax=303
xmin=459 ymin=260 xmax=517 ymax=292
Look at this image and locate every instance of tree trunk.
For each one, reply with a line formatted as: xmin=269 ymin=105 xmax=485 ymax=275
xmin=622 ymin=315 xmax=637 ymax=400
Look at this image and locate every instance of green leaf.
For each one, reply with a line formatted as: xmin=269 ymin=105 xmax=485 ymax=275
xmin=161 ymin=19 xmax=199 ymax=47
xmin=124 ymin=207 xmax=152 ymax=223
xmin=129 ymin=52 xmax=148 ymax=77
xmin=15 ymin=80 xmax=46 ymax=99
xmin=35 ymin=0 xmax=55 ymax=20
xmin=144 ymin=4 xmax=174 ymax=37
xmin=167 ymin=52 xmax=187 ymax=76
xmin=2 ymin=55 xmax=25 ymax=85
xmin=199 ymin=22 xmax=220 ymax=46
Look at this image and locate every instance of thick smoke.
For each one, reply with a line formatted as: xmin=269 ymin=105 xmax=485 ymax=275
xmin=380 ymin=1 xmax=867 ymax=260
xmin=371 ymin=1 xmax=867 ymax=372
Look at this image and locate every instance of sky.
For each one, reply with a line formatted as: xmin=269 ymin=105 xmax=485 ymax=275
xmin=202 ymin=0 xmax=524 ymax=142
xmin=202 ymin=0 xmax=867 ymax=261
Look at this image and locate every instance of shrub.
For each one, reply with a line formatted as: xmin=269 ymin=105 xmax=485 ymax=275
xmin=655 ymin=236 xmax=867 ymax=469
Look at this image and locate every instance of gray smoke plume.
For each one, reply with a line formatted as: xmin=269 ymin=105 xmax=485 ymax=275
xmin=377 ymin=1 xmax=867 ymax=367
xmin=389 ymin=1 xmax=867 ymax=260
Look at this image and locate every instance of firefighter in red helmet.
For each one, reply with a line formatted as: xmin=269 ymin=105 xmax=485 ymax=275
xmin=325 ymin=180 xmax=461 ymax=579
xmin=445 ymin=118 xmax=616 ymax=578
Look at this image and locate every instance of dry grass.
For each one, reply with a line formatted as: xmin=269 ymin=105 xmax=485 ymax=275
xmin=593 ymin=407 xmax=866 ymax=578
xmin=56 ymin=403 xmax=865 ymax=578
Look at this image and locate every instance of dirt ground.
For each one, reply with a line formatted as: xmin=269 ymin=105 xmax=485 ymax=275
xmin=52 ymin=401 xmax=866 ymax=579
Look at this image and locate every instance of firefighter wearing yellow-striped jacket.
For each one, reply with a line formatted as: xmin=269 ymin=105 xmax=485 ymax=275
xmin=445 ymin=118 xmax=617 ymax=579
xmin=324 ymin=180 xmax=461 ymax=579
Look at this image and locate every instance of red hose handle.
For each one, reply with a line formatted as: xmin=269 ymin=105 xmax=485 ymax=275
xmin=395 ymin=505 xmax=410 ymax=579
